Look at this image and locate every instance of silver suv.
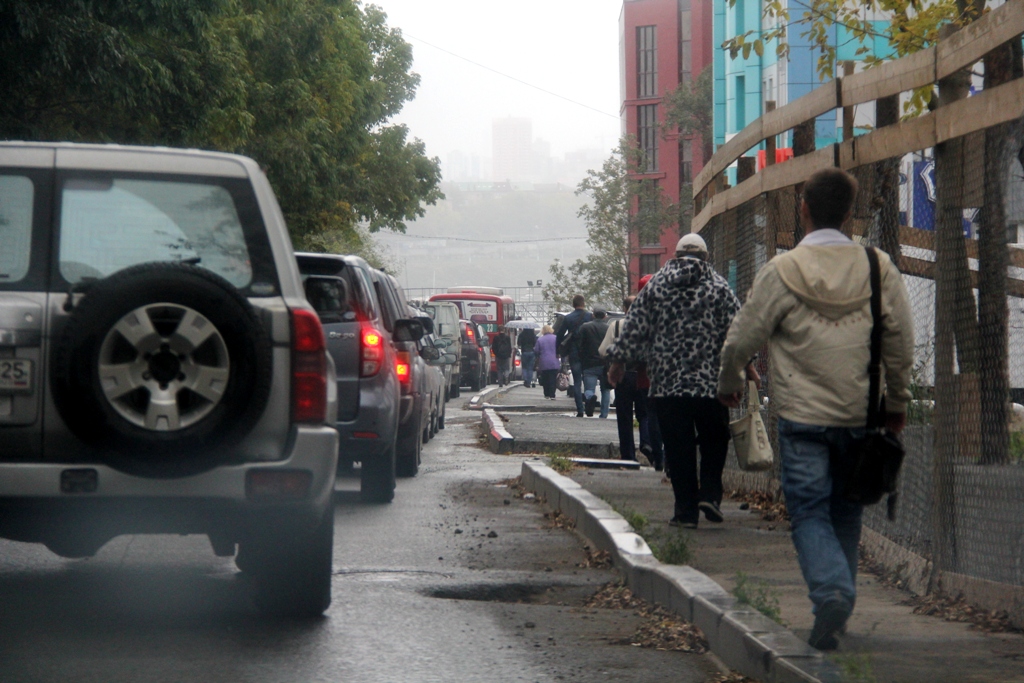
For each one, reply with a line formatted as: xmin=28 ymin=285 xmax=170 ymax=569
xmin=0 ymin=142 xmax=339 ymax=616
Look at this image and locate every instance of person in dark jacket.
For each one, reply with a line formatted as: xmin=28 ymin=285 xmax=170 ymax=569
xmin=491 ymin=327 xmax=513 ymax=386
xmin=577 ymin=307 xmax=611 ymax=417
xmin=518 ymin=326 xmax=538 ymax=388
xmin=556 ymin=295 xmax=593 ymax=417
xmin=607 ymin=234 xmax=750 ymax=528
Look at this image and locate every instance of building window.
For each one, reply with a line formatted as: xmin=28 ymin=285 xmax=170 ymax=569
xmin=735 ymin=76 xmax=746 ymax=131
xmin=637 ymin=26 xmax=657 ymax=98
xmin=680 ymin=142 xmax=693 ymax=184
xmin=679 ymin=0 xmax=692 ymax=83
xmin=638 ymin=180 xmax=663 ymax=246
xmin=640 ymin=254 xmax=661 ymax=276
xmin=637 ymin=104 xmax=658 ymax=172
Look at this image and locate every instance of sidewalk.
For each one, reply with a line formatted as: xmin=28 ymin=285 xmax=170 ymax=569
xmin=573 ymin=467 xmax=1024 ymax=682
xmin=486 ymin=384 xmax=637 ymax=458
xmin=505 ymin=402 xmax=1024 ymax=682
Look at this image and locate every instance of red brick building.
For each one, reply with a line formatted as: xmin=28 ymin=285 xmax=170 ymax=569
xmin=619 ymin=0 xmax=713 ymax=285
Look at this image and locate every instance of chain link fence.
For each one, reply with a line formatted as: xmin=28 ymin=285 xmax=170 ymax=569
xmin=696 ymin=28 xmax=1024 ymax=604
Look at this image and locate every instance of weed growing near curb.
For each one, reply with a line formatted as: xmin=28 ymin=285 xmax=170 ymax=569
xmin=646 ymin=530 xmax=693 ymax=564
xmin=605 ymin=500 xmax=693 ymax=564
xmin=547 ymin=453 xmax=576 ymax=474
xmin=732 ymin=571 xmax=784 ymax=624
xmin=831 ymin=653 xmax=878 ymax=683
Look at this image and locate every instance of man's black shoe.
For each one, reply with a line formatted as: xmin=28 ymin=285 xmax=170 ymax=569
xmin=699 ymin=501 xmax=724 ymax=523
xmin=668 ymin=517 xmax=698 ymax=529
xmin=585 ymin=395 xmax=597 ymax=417
xmin=808 ymin=598 xmax=852 ymax=651
xmin=576 ymin=412 xmax=584 ymax=418
xmin=639 ymin=443 xmax=653 ymax=457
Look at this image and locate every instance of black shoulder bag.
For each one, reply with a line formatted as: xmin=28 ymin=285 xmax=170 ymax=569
xmin=841 ymin=247 xmax=905 ymax=520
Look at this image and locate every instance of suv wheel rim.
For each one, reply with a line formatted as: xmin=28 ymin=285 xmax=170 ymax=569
xmin=98 ymin=303 xmax=230 ymax=431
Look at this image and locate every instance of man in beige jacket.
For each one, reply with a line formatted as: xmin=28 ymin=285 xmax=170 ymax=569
xmin=717 ymin=168 xmax=914 ymax=651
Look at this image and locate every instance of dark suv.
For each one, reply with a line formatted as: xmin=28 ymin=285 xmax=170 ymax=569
xmin=460 ymin=319 xmax=490 ymax=392
xmin=296 ymin=253 xmax=419 ymax=504
xmin=0 ymin=142 xmax=339 ymax=616
xmin=369 ymin=270 xmax=449 ymax=477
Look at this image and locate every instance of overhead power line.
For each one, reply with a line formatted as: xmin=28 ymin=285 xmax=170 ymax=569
xmin=403 ymin=33 xmax=620 ymax=121
xmin=386 ymin=233 xmax=588 ymax=244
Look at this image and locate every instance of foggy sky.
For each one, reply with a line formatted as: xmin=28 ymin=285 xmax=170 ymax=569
xmin=373 ymin=0 xmax=625 ymax=175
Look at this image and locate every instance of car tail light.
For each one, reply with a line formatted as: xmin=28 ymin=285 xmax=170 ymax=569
xmin=396 ymin=351 xmax=412 ymax=393
xmin=515 ymin=357 xmax=521 ymax=367
xmin=361 ymin=326 xmax=384 ymax=377
xmin=466 ymin=328 xmax=474 ymax=339
xmin=291 ymin=308 xmax=327 ymax=423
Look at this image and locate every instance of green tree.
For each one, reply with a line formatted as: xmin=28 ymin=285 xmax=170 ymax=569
xmin=0 ymin=0 xmax=443 ymax=261
xmin=664 ymin=66 xmax=713 ymax=163
xmin=664 ymin=65 xmax=713 ymax=233
xmin=542 ymin=140 xmax=676 ymax=309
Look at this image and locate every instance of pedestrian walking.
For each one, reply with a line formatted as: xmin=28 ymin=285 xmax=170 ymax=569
xmin=556 ymin=295 xmax=593 ymax=417
xmin=600 ymin=296 xmax=648 ymax=461
xmin=518 ymin=326 xmax=538 ymax=388
xmin=717 ymin=168 xmax=914 ymax=650
xmin=635 ymin=275 xmax=664 ymax=470
xmin=491 ymin=327 xmax=513 ymax=386
xmin=577 ymin=306 xmax=612 ymax=417
xmin=607 ymin=234 xmax=750 ymax=529
xmin=535 ymin=324 xmax=560 ymax=399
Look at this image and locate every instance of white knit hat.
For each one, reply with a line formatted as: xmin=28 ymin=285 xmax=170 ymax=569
xmin=675 ymin=233 xmax=708 ymax=255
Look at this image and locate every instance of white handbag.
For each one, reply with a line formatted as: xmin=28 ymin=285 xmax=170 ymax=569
xmin=729 ymin=381 xmax=774 ymax=471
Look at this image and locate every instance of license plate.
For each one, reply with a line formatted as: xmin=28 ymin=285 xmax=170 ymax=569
xmin=0 ymin=359 xmax=32 ymax=392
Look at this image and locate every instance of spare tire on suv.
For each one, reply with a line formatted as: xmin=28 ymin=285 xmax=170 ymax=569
xmin=50 ymin=262 xmax=273 ymax=478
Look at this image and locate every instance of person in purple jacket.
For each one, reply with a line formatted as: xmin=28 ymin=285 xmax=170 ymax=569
xmin=534 ymin=324 xmax=560 ymax=399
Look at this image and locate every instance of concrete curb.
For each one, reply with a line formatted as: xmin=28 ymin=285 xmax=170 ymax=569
xmin=520 ymin=461 xmax=841 ymax=683
xmin=482 ymin=409 xmax=515 ymax=454
xmin=467 ymin=383 xmax=517 ymax=410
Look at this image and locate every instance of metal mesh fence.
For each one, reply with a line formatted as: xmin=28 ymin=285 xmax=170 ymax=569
xmin=710 ymin=120 xmax=1024 ymax=588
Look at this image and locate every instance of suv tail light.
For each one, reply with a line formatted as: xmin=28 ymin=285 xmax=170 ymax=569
xmin=396 ymin=351 xmax=412 ymax=393
xmin=361 ymin=326 xmax=384 ymax=377
xmin=291 ymin=308 xmax=327 ymax=423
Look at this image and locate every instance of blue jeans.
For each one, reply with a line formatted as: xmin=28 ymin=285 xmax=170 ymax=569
xmin=569 ymin=358 xmax=585 ymax=414
xmin=521 ymin=351 xmax=535 ymax=385
xmin=582 ymin=366 xmax=611 ymax=418
xmin=778 ymin=418 xmax=866 ymax=613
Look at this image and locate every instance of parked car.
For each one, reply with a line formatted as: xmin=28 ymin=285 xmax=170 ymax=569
xmin=296 ymin=252 xmax=421 ymax=504
xmin=0 ymin=142 xmax=341 ymax=616
xmin=422 ymin=301 xmax=463 ymax=399
xmin=459 ymin=319 xmax=490 ymax=391
xmin=369 ymin=270 xmax=448 ymax=476
xmin=416 ymin=324 xmax=449 ymax=441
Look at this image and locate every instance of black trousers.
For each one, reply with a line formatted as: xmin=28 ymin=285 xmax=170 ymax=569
xmin=539 ymin=369 xmax=559 ymax=398
xmin=655 ymin=396 xmax=731 ymax=523
xmin=614 ymin=371 xmax=646 ymax=461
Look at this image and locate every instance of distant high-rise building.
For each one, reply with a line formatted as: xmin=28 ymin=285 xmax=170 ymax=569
xmin=492 ymin=117 xmax=533 ymax=182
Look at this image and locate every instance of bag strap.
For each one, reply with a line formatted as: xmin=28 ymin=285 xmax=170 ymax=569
xmin=747 ymin=380 xmax=760 ymax=412
xmin=865 ymin=246 xmax=884 ymax=430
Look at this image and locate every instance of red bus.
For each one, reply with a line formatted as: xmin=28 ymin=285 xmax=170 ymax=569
xmin=429 ymin=287 xmax=516 ymax=382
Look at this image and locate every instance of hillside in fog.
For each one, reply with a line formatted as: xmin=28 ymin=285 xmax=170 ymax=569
xmin=375 ymin=182 xmax=590 ymax=295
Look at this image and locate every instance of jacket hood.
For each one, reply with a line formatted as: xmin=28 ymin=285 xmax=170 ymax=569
xmin=773 ymin=245 xmax=872 ymax=319
xmin=661 ymin=256 xmax=713 ymax=288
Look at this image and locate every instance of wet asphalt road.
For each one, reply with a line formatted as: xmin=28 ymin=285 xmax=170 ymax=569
xmin=0 ymin=403 xmax=715 ymax=683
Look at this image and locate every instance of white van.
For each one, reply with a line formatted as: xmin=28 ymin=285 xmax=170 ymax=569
xmin=423 ymin=301 xmax=463 ymax=398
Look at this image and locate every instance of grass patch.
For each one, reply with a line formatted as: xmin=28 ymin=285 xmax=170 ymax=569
xmin=646 ymin=531 xmax=693 ymax=564
xmin=547 ymin=453 xmax=575 ymax=474
xmin=732 ymin=571 xmax=784 ymax=624
xmin=831 ymin=653 xmax=878 ymax=683
xmin=606 ymin=500 xmax=692 ymax=565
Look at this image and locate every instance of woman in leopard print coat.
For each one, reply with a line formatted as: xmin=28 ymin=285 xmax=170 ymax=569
xmin=606 ymin=236 xmax=742 ymax=528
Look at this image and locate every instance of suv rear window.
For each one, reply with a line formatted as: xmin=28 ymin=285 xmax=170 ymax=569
xmin=57 ymin=176 xmax=271 ymax=291
xmin=0 ymin=175 xmax=34 ymax=284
